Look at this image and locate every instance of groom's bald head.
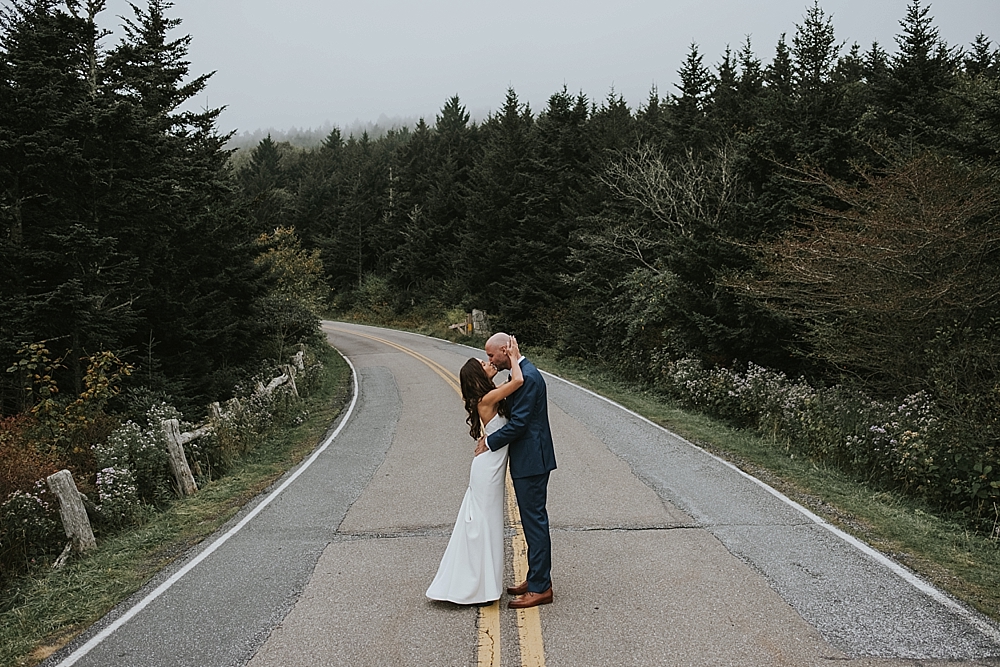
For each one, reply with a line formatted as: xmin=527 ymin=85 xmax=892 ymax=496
xmin=485 ymin=332 xmax=511 ymax=370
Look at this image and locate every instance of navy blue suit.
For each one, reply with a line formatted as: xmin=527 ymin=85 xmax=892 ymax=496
xmin=486 ymin=358 xmax=556 ymax=592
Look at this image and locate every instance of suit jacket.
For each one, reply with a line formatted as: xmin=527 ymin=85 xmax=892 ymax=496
xmin=486 ymin=358 xmax=557 ymax=479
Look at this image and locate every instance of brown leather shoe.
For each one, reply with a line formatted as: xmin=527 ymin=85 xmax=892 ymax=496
xmin=508 ymin=588 xmax=553 ymax=609
xmin=506 ymin=580 xmax=528 ymax=596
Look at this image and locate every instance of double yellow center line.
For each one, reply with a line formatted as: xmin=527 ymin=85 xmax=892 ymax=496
xmin=327 ymin=326 xmax=546 ymax=667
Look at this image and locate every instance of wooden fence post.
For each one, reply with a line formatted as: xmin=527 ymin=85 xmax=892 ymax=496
xmin=162 ymin=418 xmax=198 ymax=496
xmin=281 ymin=364 xmax=299 ymax=398
xmin=46 ymin=469 xmax=96 ymax=553
xmin=472 ymin=309 xmax=489 ymax=336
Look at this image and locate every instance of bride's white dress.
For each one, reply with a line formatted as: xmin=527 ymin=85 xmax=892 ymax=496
xmin=426 ymin=413 xmax=509 ymax=604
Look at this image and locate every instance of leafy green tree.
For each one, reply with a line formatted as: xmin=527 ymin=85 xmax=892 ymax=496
xmin=741 ymin=152 xmax=1000 ymax=397
xmin=253 ymin=227 xmax=325 ymax=360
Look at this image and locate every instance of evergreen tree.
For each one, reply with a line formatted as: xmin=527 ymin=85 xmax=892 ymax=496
xmin=877 ymin=0 xmax=959 ymax=142
xmin=671 ymin=43 xmax=714 ymax=151
xmin=727 ymin=37 xmax=764 ymax=134
xmin=105 ymin=0 xmax=267 ymax=402
xmin=635 ymin=86 xmax=670 ymax=144
xmin=965 ymin=34 xmax=998 ymax=77
xmin=792 ymin=1 xmax=840 ymax=94
xmin=239 ymin=135 xmax=294 ymax=232
xmin=766 ymin=33 xmax=794 ymax=98
xmin=0 ymin=0 xmax=138 ymax=403
xmin=589 ymin=89 xmax=635 ymax=156
xmin=710 ymin=47 xmax=740 ymax=135
xmin=462 ymin=89 xmax=551 ymax=338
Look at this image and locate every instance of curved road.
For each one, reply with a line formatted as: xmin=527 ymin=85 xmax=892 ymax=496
xmin=45 ymin=322 xmax=1000 ymax=666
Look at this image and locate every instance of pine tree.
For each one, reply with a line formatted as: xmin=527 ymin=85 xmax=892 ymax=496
xmin=710 ymin=46 xmax=740 ymax=134
xmin=102 ymin=0 xmax=266 ymax=403
xmin=589 ymin=89 xmax=635 ymax=155
xmin=766 ymin=33 xmax=794 ymax=98
xmin=635 ymin=85 xmax=670 ymax=144
xmin=792 ymin=1 xmax=840 ymax=95
xmin=0 ymin=0 xmax=139 ymax=401
xmin=878 ymin=0 xmax=960 ymax=141
xmin=737 ymin=37 xmax=764 ymax=100
xmin=671 ymin=43 xmax=714 ymax=151
xmin=965 ymin=34 xmax=998 ymax=78
xmin=462 ymin=88 xmax=550 ymax=338
xmin=239 ymin=135 xmax=293 ymax=232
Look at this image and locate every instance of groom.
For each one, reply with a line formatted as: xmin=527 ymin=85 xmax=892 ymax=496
xmin=475 ymin=332 xmax=557 ymax=609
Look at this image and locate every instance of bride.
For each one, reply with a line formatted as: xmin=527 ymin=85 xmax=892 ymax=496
xmin=426 ymin=336 xmax=523 ymax=604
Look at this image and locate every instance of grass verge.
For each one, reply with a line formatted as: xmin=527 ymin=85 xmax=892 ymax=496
xmin=0 ymin=344 xmax=351 ymax=667
xmin=525 ymin=348 xmax=1000 ymax=624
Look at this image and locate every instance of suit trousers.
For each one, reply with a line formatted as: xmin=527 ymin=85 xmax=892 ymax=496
xmin=511 ymin=472 xmax=552 ymax=593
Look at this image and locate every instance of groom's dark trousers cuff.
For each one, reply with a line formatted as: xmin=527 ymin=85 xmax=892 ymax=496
xmin=512 ymin=472 xmax=552 ymax=593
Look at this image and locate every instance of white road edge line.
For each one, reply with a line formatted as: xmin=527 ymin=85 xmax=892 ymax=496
xmin=55 ymin=352 xmax=360 ymax=667
xmin=327 ymin=323 xmax=1000 ymax=642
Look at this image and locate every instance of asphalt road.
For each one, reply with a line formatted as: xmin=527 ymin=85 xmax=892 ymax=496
xmin=44 ymin=322 xmax=1000 ymax=667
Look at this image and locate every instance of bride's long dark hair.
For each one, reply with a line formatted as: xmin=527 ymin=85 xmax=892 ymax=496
xmin=459 ymin=358 xmax=510 ymax=439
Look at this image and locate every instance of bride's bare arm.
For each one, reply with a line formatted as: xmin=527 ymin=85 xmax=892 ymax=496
xmin=479 ymin=336 xmax=523 ymax=408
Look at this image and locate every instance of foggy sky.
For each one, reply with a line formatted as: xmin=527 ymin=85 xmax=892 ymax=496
xmin=99 ymin=0 xmax=999 ymax=136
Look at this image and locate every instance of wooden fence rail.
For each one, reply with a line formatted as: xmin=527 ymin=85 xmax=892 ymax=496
xmin=41 ymin=352 xmax=306 ymax=564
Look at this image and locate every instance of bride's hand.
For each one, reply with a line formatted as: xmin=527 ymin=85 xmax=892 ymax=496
xmin=505 ymin=335 xmax=521 ymax=362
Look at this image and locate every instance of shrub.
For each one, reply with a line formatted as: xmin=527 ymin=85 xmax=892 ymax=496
xmin=193 ymin=372 xmax=284 ymax=477
xmin=95 ymin=417 xmax=172 ymax=508
xmin=0 ymin=415 xmax=61 ymax=500
xmin=293 ymin=346 xmax=325 ymax=398
xmin=94 ymin=466 xmax=142 ymax=529
xmin=655 ymin=354 xmax=1000 ymax=525
xmin=0 ymin=484 xmax=62 ymax=581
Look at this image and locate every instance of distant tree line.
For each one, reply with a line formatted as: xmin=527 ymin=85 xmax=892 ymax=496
xmin=247 ymin=0 xmax=998 ymax=385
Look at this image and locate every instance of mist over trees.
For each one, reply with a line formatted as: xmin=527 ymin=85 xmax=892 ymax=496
xmin=251 ymin=1 xmax=998 ymax=373
xmin=226 ymin=115 xmax=422 ymax=151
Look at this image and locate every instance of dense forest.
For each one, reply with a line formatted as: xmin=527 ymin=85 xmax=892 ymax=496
xmin=0 ymin=0 xmax=328 ymax=414
xmin=239 ymin=1 xmax=1000 ymax=523
xmin=1 ymin=0 xmax=999 ymax=558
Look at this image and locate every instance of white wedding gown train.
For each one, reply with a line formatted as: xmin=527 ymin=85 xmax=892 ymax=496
xmin=426 ymin=413 xmax=509 ymax=604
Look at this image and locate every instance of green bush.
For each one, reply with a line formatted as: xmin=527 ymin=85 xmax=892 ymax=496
xmin=656 ymin=356 xmax=1000 ymax=527
xmin=95 ymin=415 xmax=173 ymax=509
xmin=0 ymin=485 xmax=61 ymax=581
